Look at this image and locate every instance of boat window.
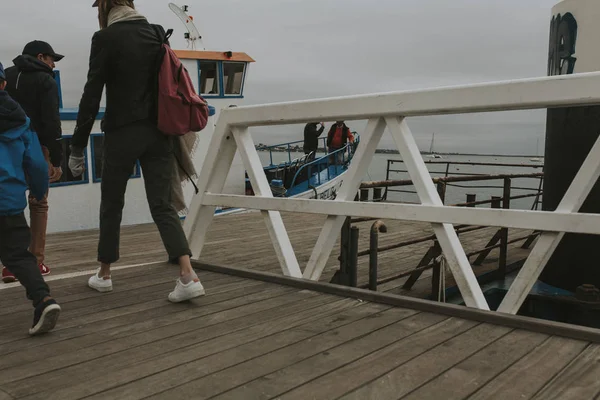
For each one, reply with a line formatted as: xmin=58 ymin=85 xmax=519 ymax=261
xmin=198 ymin=61 xmax=219 ymax=95
xmin=50 ymin=136 xmax=89 ymax=187
xmin=223 ymin=62 xmax=245 ymax=95
xmin=91 ymin=135 xmax=141 ymax=182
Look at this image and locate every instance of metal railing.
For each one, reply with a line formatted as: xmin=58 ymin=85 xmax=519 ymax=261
xmin=184 ymin=71 xmax=600 ymax=315
xmin=336 ymin=171 xmax=543 ymax=296
xmin=381 ymin=159 xmax=545 ymax=210
xmin=257 ymin=137 xmax=328 ymax=166
xmin=288 ymin=136 xmax=359 ymax=190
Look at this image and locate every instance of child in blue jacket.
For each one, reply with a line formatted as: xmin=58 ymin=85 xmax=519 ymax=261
xmin=0 ymin=61 xmax=60 ymax=335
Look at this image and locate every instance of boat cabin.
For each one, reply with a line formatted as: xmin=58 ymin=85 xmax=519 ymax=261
xmin=43 ymin=49 xmax=253 ymax=232
xmin=173 ymin=50 xmax=255 ymax=100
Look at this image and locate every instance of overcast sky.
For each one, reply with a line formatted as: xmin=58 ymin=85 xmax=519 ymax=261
xmin=1 ymin=0 xmax=558 ymax=155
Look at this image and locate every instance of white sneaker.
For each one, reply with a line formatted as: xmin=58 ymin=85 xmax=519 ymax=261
xmin=88 ymin=270 xmax=113 ymax=293
xmin=168 ymin=278 xmax=205 ymax=303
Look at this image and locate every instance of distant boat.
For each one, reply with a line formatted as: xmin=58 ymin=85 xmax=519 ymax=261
xmin=427 ymin=133 xmax=442 ymax=158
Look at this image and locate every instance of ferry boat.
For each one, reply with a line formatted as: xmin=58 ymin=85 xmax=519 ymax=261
xmin=45 ymin=3 xmax=357 ymax=233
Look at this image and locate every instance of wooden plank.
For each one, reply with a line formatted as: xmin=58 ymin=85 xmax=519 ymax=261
xmin=0 ymin=261 xmax=180 ymax=300
xmin=0 ymin=276 xmax=260 ymax=370
xmin=531 ymin=344 xmax=600 ymax=400
xmin=24 ymin=296 xmax=359 ymax=400
xmin=0 ymin=269 xmax=229 ymax=322
xmin=0 ymin=273 xmax=265 ymax=338
xmin=66 ymin=303 xmax=393 ymax=400
xmin=10 ymin=295 xmax=358 ymax=400
xmin=0 ymin=285 xmax=313 ymax=395
xmin=0 ymin=280 xmax=285 ymax=366
xmin=195 ymin=262 xmax=600 ymax=343
xmin=143 ymin=307 xmax=422 ymax=400
xmin=210 ymin=312 xmax=448 ymax=400
xmin=274 ymin=318 xmax=475 ymax=400
xmin=400 ymin=329 xmax=551 ymax=400
xmin=338 ymin=323 xmax=514 ymax=400
xmin=469 ymin=336 xmax=588 ymax=400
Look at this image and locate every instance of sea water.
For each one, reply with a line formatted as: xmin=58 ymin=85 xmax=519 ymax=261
xmin=258 ymin=151 xmax=543 ymax=211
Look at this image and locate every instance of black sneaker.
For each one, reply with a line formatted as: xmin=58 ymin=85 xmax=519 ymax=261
xmin=29 ymin=298 xmax=61 ymax=336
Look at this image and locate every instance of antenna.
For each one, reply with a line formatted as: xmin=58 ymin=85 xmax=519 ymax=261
xmin=168 ymin=3 xmax=205 ymax=50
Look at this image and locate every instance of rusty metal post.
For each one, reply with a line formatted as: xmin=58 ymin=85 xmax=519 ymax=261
xmin=360 ymin=188 xmax=369 ymax=202
xmin=499 ymin=178 xmax=511 ymax=278
xmin=369 ymin=221 xmax=387 ymax=291
xmin=431 ymin=259 xmax=442 ymax=301
xmin=330 ymin=217 xmax=352 ymax=286
xmin=349 ymin=226 xmax=359 ymax=287
xmin=466 ymin=193 xmax=476 ymax=207
xmin=491 ymin=196 xmax=502 ymax=209
xmin=436 ymin=181 xmax=447 ymax=204
xmin=373 ymin=188 xmax=383 ymax=202
xmin=340 ymin=217 xmax=350 ymax=275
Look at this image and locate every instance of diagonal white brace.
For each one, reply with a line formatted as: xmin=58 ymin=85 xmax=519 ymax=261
xmin=184 ymin=122 xmax=238 ymax=259
xmin=498 ymin=133 xmax=600 ymax=314
xmin=385 ymin=116 xmax=489 ymax=310
xmin=231 ymin=127 xmax=302 ymax=278
xmin=303 ymin=117 xmax=387 ymax=281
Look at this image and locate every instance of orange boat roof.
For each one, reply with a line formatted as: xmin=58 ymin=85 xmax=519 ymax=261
xmin=173 ymin=50 xmax=255 ymax=63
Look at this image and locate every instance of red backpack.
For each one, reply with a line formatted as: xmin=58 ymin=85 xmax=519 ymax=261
xmin=153 ymin=27 xmax=209 ymax=136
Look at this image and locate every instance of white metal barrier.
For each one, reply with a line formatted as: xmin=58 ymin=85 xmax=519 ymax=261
xmin=184 ymin=72 xmax=600 ymax=313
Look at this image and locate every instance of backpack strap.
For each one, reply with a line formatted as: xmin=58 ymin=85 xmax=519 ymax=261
xmin=150 ymin=24 xmax=173 ymax=45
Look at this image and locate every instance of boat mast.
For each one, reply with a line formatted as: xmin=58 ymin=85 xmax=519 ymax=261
xmin=168 ymin=3 xmax=205 ymax=50
xmin=429 ymin=133 xmax=435 ymax=153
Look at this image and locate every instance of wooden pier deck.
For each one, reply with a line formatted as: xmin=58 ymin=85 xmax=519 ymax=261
xmin=42 ymin=211 xmax=534 ymax=298
xmin=1 ymin=211 xmax=599 ymax=399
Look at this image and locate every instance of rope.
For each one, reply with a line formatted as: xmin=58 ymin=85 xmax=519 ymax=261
xmin=436 ymin=254 xmax=448 ymax=303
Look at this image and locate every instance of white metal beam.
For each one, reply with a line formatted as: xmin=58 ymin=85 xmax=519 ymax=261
xmin=498 ymin=134 xmax=600 ymax=314
xmin=385 ymin=117 xmax=488 ymax=309
xmin=303 ymin=117 xmax=387 ymax=281
xmin=184 ymin=122 xmax=237 ymax=259
xmin=231 ymin=127 xmax=302 ymax=278
xmin=219 ymin=73 xmax=600 ymax=127
xmin=200 ymin=194 xmax=600 ymax=236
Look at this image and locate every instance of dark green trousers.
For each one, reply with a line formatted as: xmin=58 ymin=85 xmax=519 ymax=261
xmin=98 ymin=120 xmax=191 ymax=264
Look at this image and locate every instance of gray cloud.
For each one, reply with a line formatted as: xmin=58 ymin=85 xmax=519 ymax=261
xmin=1 ymin=0 xmax=557 ymax=155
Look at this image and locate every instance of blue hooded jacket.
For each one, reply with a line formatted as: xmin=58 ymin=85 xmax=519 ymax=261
xmin=0 ymin=90 xmax=49 ymax=216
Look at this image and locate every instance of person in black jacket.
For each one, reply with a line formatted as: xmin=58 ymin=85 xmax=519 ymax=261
xmin=303 ymin=122 xmax=324 ymax=157
xmin=3 ymin=40 xmax=64 ymax=280
xmin=0 ymin=62 xmax=61 ymax=335
xmin=69 ymin=0 xmax=205 ymax=303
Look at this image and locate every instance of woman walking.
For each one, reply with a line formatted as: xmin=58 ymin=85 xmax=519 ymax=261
xmin=69 ymin=0 xmax=205 ymax=302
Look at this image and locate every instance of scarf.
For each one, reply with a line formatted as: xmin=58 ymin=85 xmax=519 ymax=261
xmin=107 ymin=6 xmax=147 ymax=26
xmin=107 ymin=6 xmax=200 ymax=215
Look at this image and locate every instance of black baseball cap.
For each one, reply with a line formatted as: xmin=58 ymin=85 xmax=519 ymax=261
xmin=22 ymin=41 xmax=64 ymax=62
